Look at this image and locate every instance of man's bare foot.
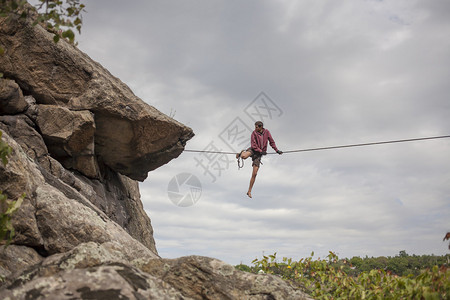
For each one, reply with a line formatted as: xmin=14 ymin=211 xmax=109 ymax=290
xmin=247 ymin=191 xmax=252 ymax=198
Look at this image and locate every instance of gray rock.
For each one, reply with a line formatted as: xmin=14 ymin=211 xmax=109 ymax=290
xmin=24 ymin=95 xmax=38 ymax=121
xmin=74 ymin=169 xmax=158 ymax=254
xmin=33 ymin=183 xmax=158 ymax=259
xmin=0 ymin=131 xmax=46 ymax=203
xmin=0 ymin=245 xmax=42 ymax=280
xmin=0 ymin=112 xmax=157 ymax=254
xmin=1 ymin=264 xmax=188 ymax=300
xmin=1 ymin=243 xmax=312 ymax=300
xmin=0 ymin=243 xmax=181 ymax=299
xmin=0 ymin=114 xmax=48 ymax=161
xmin=0 ymin=132 xmax=47 ymax=252
xmin=4 ymin=242 xmax=156 ymax=287
xmin=0 ymin=78 xmax=28 ymax=115
xmin=0 ymin=131 xmax=157 ymax=264
xmin=35 ymin=105 xmax=99 ymax=178
xmin=140 ymin=255 xmax=313 ymax=300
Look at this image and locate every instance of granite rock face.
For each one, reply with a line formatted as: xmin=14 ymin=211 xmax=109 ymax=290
xmin=0 ymin=6 xmax=186 ymax=274
xmin=0 ymin=7 xmax=312 ymax=300
xmin=0 ymin=4 xmax=195 ymax=255
xmin=0 ymin=132 xmax=158 ymax=264
xmin=0 ymin=102 xmax=158 ymax=255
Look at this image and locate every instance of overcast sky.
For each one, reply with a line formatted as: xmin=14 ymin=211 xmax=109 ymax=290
xmin=74 ymin=0 xmax=449 ymax=265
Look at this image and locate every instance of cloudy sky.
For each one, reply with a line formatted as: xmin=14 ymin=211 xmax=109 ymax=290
xmin=73 ymin=0 xmax=449 ymax=265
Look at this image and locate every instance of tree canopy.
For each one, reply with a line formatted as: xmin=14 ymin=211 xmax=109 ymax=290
xmin=0 ymin=0 xmax=86 ymax=44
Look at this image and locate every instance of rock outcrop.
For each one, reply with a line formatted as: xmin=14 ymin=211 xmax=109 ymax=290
xmin=0 ymin=6 xmax=312 ymax=299
xmin=1 ymin=242 xmax=311 ymax=299
xmin=0 ymin=7 xmax=193 ymax=181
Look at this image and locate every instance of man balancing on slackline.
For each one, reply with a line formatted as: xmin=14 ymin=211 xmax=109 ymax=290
xmin=236 ymin=121 xmax=283 ymax=198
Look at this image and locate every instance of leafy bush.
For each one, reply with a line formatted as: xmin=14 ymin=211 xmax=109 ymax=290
xmin=0 ymin=191 xmax=24 ymax=246
xmin=0 ymin=130 xmax=24 ymax=247
xmin=250 ymin=252 xmax=449 ymax=299
xmin=235 ymin=263 xmax=253 ymax=273
xmin=0 ymin=0 xmax=86 ymax=44
xmin=0 ymin=130 xmax=11 ymax=165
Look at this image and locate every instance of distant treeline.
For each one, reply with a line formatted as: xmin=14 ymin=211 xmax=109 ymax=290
xmin=236 ymin=251 xmax=450 ymax=277
xmin=338 ymin=251 xmax=449 ymax=277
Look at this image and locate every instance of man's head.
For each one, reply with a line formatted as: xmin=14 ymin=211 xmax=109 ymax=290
xmin=255 ymin=121 xmax=264 ymax=133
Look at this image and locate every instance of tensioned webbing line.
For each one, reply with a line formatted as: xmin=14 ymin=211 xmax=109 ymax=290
xmin=183 ymin=135 xmax=450 ymax=155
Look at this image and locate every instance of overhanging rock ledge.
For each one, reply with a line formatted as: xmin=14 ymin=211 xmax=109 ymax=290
xmin=0 ymin=9 xmax=194 ymax=181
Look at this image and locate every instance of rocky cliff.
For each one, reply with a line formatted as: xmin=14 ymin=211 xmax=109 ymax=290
xmin=0 ymin=8 xmax=312 ymax=300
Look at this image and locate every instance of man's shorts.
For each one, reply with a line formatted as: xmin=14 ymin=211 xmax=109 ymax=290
xmin=246 ymin=148 xmax=262 ymax=168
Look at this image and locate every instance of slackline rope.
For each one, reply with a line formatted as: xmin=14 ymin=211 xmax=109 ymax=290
xmin=183 ymin=135 xmax=450 ymax=155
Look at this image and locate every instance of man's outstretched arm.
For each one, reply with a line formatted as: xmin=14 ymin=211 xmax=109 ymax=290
xmin=267 ymin=131 xmax=281 ymax=153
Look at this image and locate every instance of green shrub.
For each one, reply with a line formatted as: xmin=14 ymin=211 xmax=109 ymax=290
xmin=0 ymin=130 xmax=11 ymax=165
xmin=251 ymin=252 xmax=449 ymax=299
xmin=0 ymin=130 xmax=24 ymax=247
xmin=0 ymin=191 xmax=24 ymax=246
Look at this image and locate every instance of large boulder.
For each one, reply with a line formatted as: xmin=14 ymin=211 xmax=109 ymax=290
xmin=0 ymin=242 xmax=312 ymax=300
xmin=0 ymin=245 xmax=42 ymax=280
xmin=0 ymin=10 xmax=194 ymax=181
xmin=35 ymin=105 xmax=98 ymax=178
xmin=1 ymin=242 xmax=185 ymax=300
xmin=140 ymin=256 xmax=312 ymax=299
